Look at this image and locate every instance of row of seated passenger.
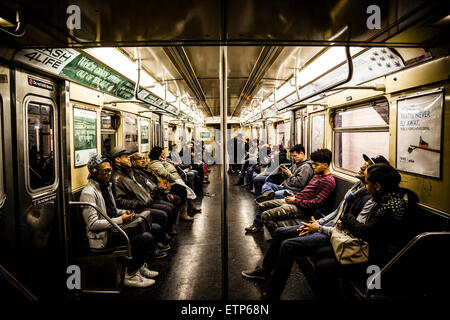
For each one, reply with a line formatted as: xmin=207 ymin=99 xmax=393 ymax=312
xmin=78 ymin=145 xmax=206 ymax=288
xmin=233 ymin=143 xmax=427 ymax=299
xmin=167 ymin=140 xmax=211 ymax=198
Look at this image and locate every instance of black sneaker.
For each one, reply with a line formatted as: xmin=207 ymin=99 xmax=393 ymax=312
xmin=241 ymin=266 xmax=268 ymax=280
xmin=169 ymin=230 xmax=178 ymax=237
xmin=153 ymin=248 xmax=168 ymax=259
xmin=255 ymin=191 xmax=275 ymax=203
xmin=157 ymin=242 xmax=171 ymax=252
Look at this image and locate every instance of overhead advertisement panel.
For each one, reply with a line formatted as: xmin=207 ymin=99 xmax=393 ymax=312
xmin=14 ymin=48 xmax=182 ymax=117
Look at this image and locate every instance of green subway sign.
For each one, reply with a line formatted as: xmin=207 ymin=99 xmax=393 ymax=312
xmin=14 ymin=48 xmax=180 ymax=116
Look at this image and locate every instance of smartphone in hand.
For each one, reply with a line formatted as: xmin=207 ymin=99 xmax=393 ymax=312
xmin=284 ymin=191 xmax=294 ymax=197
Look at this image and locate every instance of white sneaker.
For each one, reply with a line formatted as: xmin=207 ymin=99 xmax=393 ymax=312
xmin=124 ymin=270 xmax=155 ymax=288
xmin=140 ymin=263 xmax=159 ymax=278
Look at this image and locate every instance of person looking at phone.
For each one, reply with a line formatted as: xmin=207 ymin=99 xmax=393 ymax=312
xmin=255 ymin=144 xmax=314 ymax=203
xmin=241 ymin=153 xmax=390 ymax=299
xmin=245 ymin=149 xmax=334 ymax=233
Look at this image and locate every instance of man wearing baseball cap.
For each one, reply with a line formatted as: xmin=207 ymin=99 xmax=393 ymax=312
xmin=80 ymin=154 xmax=158 ymax=288
xmin=109 ymin=146 xmax=173 ymax=254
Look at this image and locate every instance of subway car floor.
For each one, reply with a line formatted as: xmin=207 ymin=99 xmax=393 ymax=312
xmin=104 ymin=165 xmax=316 ymax=300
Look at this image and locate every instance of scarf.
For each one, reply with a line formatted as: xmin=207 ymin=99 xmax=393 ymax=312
xmin=92 ymin=177 xmax=117 ymax=218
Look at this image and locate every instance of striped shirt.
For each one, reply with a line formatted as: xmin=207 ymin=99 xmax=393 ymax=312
xmin=293 ymin=173 xmax=336 ymax=208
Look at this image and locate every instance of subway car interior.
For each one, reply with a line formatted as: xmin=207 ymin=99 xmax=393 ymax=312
xmin=0 ymin=0 xmax=449 ymax=306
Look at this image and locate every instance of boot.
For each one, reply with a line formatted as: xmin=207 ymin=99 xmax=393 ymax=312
xmin=179 ymin=204 xmax=194 ymax=222
xmin=188 ymin=200 xmax=202 ymax=213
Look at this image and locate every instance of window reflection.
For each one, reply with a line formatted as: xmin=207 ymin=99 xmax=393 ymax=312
xmin=28 ymin=103 xmax=55 ymax=190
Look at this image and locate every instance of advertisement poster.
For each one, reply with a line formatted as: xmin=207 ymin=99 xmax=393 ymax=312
xmin=74 ymin=107 xmax=97 ymax=167
xmin=397 ymin=91 xmax=443 ymax=178
xmin=140 ymin=119 xmax=150 ymax=153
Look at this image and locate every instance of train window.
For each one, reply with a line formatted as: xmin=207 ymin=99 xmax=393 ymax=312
xmin=27 ymin=102 xmax=56 ymax=190
xmin=333 ymin=101 xmax=390 ymax=173
xmin=275 ymin=121 xmax=285 ymax=146
xmin=101 ymin=110 xmax=119 ymax=155
xmin=163 ymin=122 xmax=169 ymax=148
xmin=140 ymin=119 xmax=150 ymax=153
xmin=101 ymin=134 xmax=115 ymax=156
xmin=303 ymin=116 xmax=308 ymax=157
xmin=123 ymin=114 xmax=138 ymax=151
xmin=258 ymin=126 xmax=265 ymax=145
xmin=295 ymin=118 xmax=302 ymax=145
xmin=101 ymin=110 xmax=119 ymax=130
xmin=310 ymin=113 xmax=325 ymax=152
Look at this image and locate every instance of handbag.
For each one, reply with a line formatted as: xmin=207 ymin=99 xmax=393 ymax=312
xmin=152 ymin=172 xmax=171 ymax=190
xmin=176 ymin=165 xmax=188 ymax=183
xmin=330 ymin=221 xmax=369 ymax=265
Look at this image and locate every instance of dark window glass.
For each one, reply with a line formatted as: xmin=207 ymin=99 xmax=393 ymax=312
xmin=28 ymin=103 xmax=55 ymax=190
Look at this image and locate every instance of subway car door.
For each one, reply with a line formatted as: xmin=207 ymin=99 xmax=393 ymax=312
xmin=0 ymin=64 xmax=19 ymax=272
xmin=13 ymin=69 xmax=65 ymax=298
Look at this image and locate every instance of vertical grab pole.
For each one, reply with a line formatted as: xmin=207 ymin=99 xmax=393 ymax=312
xmin=219 ymin=45 xmax=228 ymax=300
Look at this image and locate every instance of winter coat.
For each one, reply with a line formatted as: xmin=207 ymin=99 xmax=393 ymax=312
xmin=147 ymin=159 xmax=181 ymax=183
xmin=110 ymin=165 xmax=154 ymax=211
xmin=80 ymin=179 xmax=126 ymax=249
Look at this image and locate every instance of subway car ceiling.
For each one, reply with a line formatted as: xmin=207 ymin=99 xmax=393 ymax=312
xmin=1 ymin=1 xmax=449 ymax=124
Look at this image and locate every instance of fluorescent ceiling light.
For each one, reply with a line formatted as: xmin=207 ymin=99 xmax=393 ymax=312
xmin=84 ymin=47 xmax=204 ymax=119
xmin=276 ymin=81 xmax=295 ymax=100
xmin=297 ymin=47 xmax=363 ymax=87
xmin=84 ymin=48 xmax=156 ymax=88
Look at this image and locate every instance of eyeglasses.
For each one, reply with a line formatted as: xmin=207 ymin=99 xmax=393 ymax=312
xmin=98 ymin=168 xmax=112 ymax=173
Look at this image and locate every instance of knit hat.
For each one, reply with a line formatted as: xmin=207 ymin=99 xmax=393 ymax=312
xmin=87 ymin=154 xmax=109 ymax=173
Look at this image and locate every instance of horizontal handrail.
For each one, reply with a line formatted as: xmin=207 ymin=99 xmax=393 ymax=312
xmin=365 ymin=231 xmax=450 ymax=299
xmin=69 ymin=201 xmax=132 ymax=259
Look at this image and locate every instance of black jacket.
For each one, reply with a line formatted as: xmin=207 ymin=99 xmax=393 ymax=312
xmin=111 ymin=165 xmax=153 ymax=211
xmin=341 ymin=188 xmax=417 ymax=266
xmin=132 ymin=167 xmax=169 ymax=201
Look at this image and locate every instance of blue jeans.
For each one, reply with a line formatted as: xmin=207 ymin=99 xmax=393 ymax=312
xmin=262 ymin=225 xmax=330 ymax=298
xmin=261 ymin=182 xmax=294 ymax=199
xmin=245 ymin=167 xmax=255 ymax=185
xmin=253 ymin=175 xmax=268 ymax=195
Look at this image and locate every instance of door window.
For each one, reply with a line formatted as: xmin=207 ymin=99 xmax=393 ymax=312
xmin=27 ymin=102 xmax=56 ymax=190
